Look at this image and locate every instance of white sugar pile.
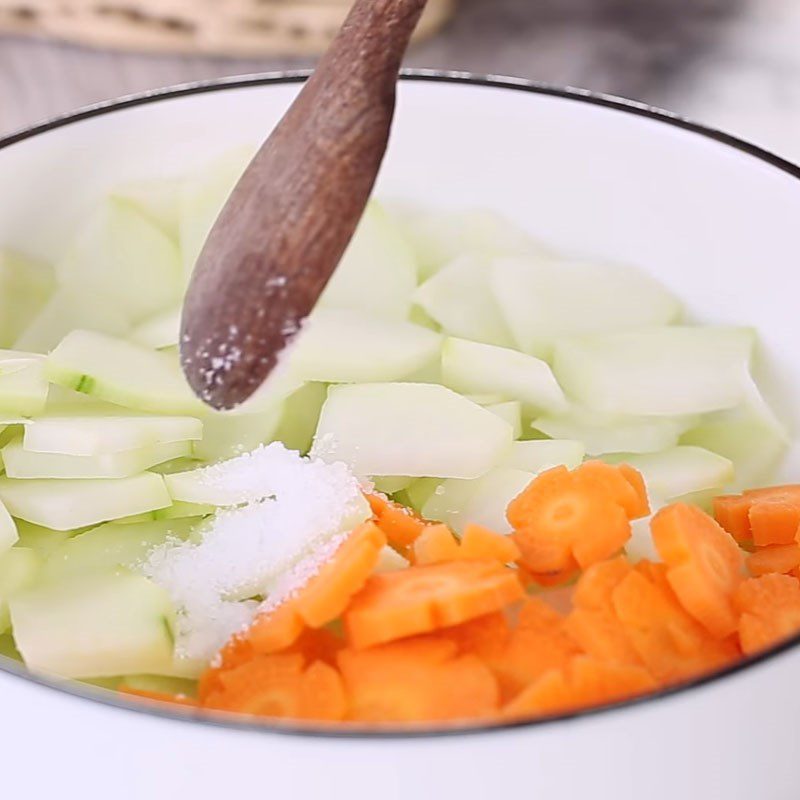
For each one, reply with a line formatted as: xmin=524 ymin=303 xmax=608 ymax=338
xmin=142 ymin=442 xmax=370 ymax=661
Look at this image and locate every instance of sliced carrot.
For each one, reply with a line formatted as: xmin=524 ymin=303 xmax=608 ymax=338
xmin=248 ymin=522 xmax=387 ymax=654
xmin=574 ymin=461 xmax=650 ymax=520
xmin=297 ymin=661 xmax=348 ymax=721
xmin=564 ymin=607 xmax=642 ymax=667
xmin=286 ymin=626 xmax=344 ymax=666
xmin=509 ymin=466 xmax=631 ymax=572
xmin=368 ymin=494 xmax=428 ymax=549
xmin=504 ymin=656 xmax=656 ymax=719
xmin=337 ymin=637 xmax=499 ymax=723
xmin=119 ymin=686 xmax=198 ymax=708
xmin=344 ymin=560 xmax=524 ymax=649
xmin=713 ymin=494 xmax=754 ymax=545
xmin=443 ymin=611 xmax=511 ymax=660
xmin=747 ymin=544 xmax=800 ymax=577
xmin=460 ymin=524 xmax=522 ymax=563
xmin=612 ymin=569 xmax=737 ymax=682
xmin=734 ymin=574 xmax=800 ymax=655
xmin=749 ymin=499 xmax=800 ymax=547
xmin=573 ymin=556 xmax=633 ymax=610
xmin=651 ymin=503 xmax=743 ymax=639
xmin=519 ymin=562 xmax=580 ymax=589
xmin=413 ymin=524 xmax=460 ymax=565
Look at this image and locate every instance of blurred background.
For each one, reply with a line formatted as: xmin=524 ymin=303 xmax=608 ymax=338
xmin=1 ymin=0 xmax=799 ymax=161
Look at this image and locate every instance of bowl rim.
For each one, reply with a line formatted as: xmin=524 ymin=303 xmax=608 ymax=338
xmin=1 ymin=69 xmax=798 ymax=739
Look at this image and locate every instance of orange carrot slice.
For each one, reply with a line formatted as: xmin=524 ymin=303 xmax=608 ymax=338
xmin=460 ymin=524 xmax=522 ymax=563
xmin=509 ymin=466 xmax=631 ymax=572
xmin=504 ymin=656 xmax=656 ymax=719
xmin=368 ymin=494 xmax=428 ymax=549
xmin=574 ymin=461 xmax=650 ymax=520
xmin=713 ymin=494 xmax=754 ymax=546
xmin=344 ymin=560 xmax=524 ymax=649
xmin=248 ymin=522 xmax=387 ymax=654
xmin=747 ymin=544 xmax=800 ymax=577
xmin=564 ymin=607 xmax=641 ymax=667
xmin=413 ymin=524 xmax=461 ymax=565
xmin=337 ymin=637 xmax=499 ymax=723
xmin=734 ymin=574 xmax=800 ymax=655
xmin=749 ymin=499 xmax=800 ymax=547
xmin=297 ymin=661 xmax=348 ymax=721
xmin=652 ymin=503 xmax=743 ymax=639
xmin=572 ymin=556 xmax=633 ymax=610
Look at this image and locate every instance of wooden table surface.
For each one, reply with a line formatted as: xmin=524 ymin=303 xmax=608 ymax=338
xmin=2 ymin=0 xmax=800 ymax=161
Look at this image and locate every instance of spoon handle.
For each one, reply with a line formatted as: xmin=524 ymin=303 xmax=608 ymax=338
xmin=181 ymin=0 xmax=429 ymax=409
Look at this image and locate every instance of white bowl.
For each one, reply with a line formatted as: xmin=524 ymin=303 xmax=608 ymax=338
xmin=1 ymin=73 xmax=799 ymax=800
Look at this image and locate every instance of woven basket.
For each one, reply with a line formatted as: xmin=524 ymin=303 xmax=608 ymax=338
xmin=0 ymin=0 xmax=457 ymax=57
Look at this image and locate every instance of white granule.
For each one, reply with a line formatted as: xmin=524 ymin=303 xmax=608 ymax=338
xmin=142 ymin=442 xmax=370 ymax=661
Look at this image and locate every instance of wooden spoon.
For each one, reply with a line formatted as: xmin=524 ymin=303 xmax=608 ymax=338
xmin=180 ymin=0 xmax=430 ymax=410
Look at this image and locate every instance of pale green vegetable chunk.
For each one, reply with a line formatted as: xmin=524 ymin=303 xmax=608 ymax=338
xmin=14 ymin=287 xmax=131 ymax=354
xmin=0 ymin=498 xmax=18 ymax=557
xmin=485 ymin=401 xmax=522 ymax=440
xmin=533 ymin=406 xmax=697 ymax=455
xmin=414 ymin=256 xmax=514 ymax=347
xmin=40 ymin=518 xmax=196 ymax=583
xmin=396 ymin=207 xmax=550 ymax=280
xmin=120 ymin=674 xmax=197 ymax=699
xmin=371 ymin=476 xmax=414 ymax=495
xmin=0 ymin=250 xmax=55 ymax=348
xmin=15 ymin=521 xmax=74 ymax=559
xmin=0 ymin=473 xmax=171 ymax=531
xmin=0 ymin=547 xmax=40 ymax=634
xmin=0 ymin=356 xmax=48 ymax=418
xmin=313 ymin=383 xmax=514 ymax=479
xmin=442 ymin=337 xmax=567 ymax=414
xmin=111 ymin=177 xmax=183 ymax=239
xmin=680 ymin=382 xmax=789 ymax=490
xmin=2 ymin=436 xmax=191 ymax=480
xmin=491 ymin=257 xmax=682 ymax=359
xmin=10 ymin=570 xmax=176 ymax=679
xmin=57 ymin=198 xmax=182 ymax=325
xmin=402 ymin=477 xmax=443 ymax=514
xmin=130 ymin=307 xmax=181 ymax=350
xmin=289 ymin=309 xmax=441 ymax=384
xmin=552 ymin=327 xmax=754 ymax=416
xmin=193 ymin=405 xmax=282 ymax=463
xmin=23 ymin=413 xmax=202 ymax=457
xmin=606 ymin=446 xmax=734 ymax=500
xmin=504 ymin=439 xmax=585 ymax=473
xmin=272 ymin=382 xmax=329 ymax=455
xmin=319 ymin=203 xmax=417 ymax=320
xmin=422 ymin=468 xmax=535 ymax=535
xmin=46 ymin=330 xmax=204 ymax=415
xmin=153 ymin=501 xmax=214 ymax=521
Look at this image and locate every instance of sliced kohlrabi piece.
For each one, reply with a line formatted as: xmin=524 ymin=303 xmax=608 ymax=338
xmin=319 ymin=203 xmax=417 ymax=320
xmin=0 ymin=547 xmax=40 ymax=634
xmin=13 ymin=286 xmax=131 ymax=354
xmin=0 ymin=357 xmax=48 ymax=418
xmin=0 ymin=499 xmax=18 ymax=557
xmin=0 ymin=473 xmax=171 ymax=531
xmin=533 ymin=406 xmax=697 ymax=456
xmin=401 ymin=477 xmax=443 ymax=514
xmin=22 ymin=413 xmax=202 ymax=457
xmin=680 ymin=381 xmax=789 ymax=489
xmin=130 ymin=307 xmax=181 ymax=350
xmin=485 ymin=401 xmax=522 ymax=440
xmin=272 ymin=382 xmax=329 ymax=455
xmin=504 ymin=439 xmax=585 ymax=473
xmin=119 ymin=674 xmax=197 ymax=699
xmin=414 ymin=256 xmax=514 ymax=347
xmin=153 ymin=501 xmax=214 ymax=520
xmin=441 ymin=337 xmax=567 ymax=414
xmin=289 ymin=309 xmax=442 ymax=384
xmin=371 ymin=476 xmax=414 ymax=495
xmin=111 ymin=176 xmax=184 ymax=239
xmin=395 ymin=206 xmax=550 ymax=280
xmin=491 ymin=257 xmax=682 ymax=359
xmin=374 ymin=546 xmax=409 ymax=573
xmin=15 ymin=521 xmax=74 ymax=559
xmin=0 ymin=250 xmax=55 ymax=348
xmin=422 ymin=467 xmax=535 ymax=535
xmin=552 ymin=327 xmax=755 ymax=417
xmin=606 ymin=447 xmax=734 ymax=500
xmin=193 ymin=405 xmax=283 ymax=463
xmin=46 ymin=330 xmax=205 ymax=415
xmin=57 ymin=197 xmax=183 ymax=325
xmin=40 ymin=518 xmax=196 ymax=583
xmin=179 ymin=146 xmax=253 ymax=279
xmin=312 ymin=383 xmax=514 ymax=479
xmin=625 ymin=517 xmax=660 ymax=564
xmin=463 ymin=394 xmax=507 ymax=406
xmin=2 ymin=436 xmax=191 ymax=480
xmin=10 ymin=570 xmax=176 ymax=679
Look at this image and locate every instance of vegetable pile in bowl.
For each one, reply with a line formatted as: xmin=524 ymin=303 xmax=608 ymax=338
xmin=0 ymin=149 xmax=798 ymax=728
